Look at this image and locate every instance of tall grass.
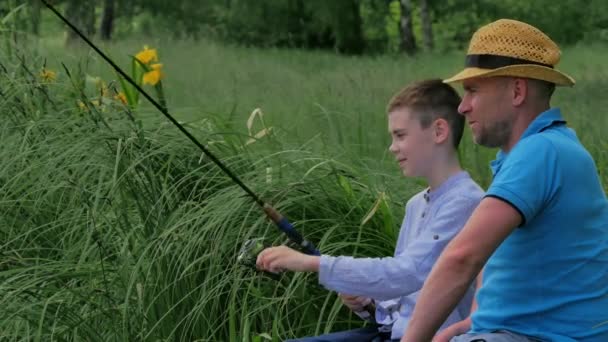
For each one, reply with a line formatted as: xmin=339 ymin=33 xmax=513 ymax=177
xmin=0 ymin=39 xmax=409 ymax=341
xmin=1 ymin=32 xmax=607 ymax=341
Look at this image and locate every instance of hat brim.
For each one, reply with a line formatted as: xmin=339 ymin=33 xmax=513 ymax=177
xmin=443 ymin=65 xmax=575 ymax=86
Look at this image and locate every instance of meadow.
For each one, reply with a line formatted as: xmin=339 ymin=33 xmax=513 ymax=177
xmin=1 ymin=33 xmax=607 ymax=341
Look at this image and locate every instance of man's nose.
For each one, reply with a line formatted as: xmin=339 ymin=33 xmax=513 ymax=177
xmin=458 ymin=97 xmax=471 ymax=115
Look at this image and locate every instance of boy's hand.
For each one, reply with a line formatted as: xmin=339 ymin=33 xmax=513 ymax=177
xmin=432 ymin=317 xmax=471 ymax=342
xmin=256 ymin=246 xmax=320 ymax=273
xmin=339 ymin=293 xmax=373 ymax=312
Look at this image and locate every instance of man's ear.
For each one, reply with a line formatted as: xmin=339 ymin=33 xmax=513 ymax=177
xmin=433 ymin=118 xmax=450 ymax=144
xmin=512 ymin=78 xmax=528 ymax=106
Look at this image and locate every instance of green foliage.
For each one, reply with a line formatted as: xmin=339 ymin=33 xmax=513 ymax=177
xmin=13 ymin=0 xmax=608 ymax=54
xmin=1 ymin=23 xmax=607 ymax=340
xmin=0 ymin=38 xmax=408 ymax=341
xmin=210 ymin=0 xmax=367 ymax=54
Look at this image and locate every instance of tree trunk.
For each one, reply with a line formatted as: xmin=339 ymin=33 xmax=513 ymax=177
xmin=29 ymin=0 xmax=41 ymax=35
xmin=399 ymin=0 xmax=417 ymax=55
xmin=420 ymin=0 xmax=433 ymax=50
xmin=326 ymin=0 xmax=365 ymax=54
xmin=338 ymin=0 xmax=365 ymax=54
xmin=65 ymin=0 xmax=96 ymax=46
xmin=100 ymin=0 xmax=115 ymax=40
xmin=86 ymin=2 xmax=96 ymax=35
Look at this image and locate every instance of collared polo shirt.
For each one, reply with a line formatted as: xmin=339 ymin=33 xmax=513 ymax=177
xmin=472 ymin=108 xmax=608 ymax=342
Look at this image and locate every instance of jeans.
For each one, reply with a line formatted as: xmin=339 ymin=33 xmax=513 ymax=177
xmin=285 ymin=326 xmax=398 ymax=342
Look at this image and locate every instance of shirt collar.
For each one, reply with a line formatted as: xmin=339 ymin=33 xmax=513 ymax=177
xmin=520 ymin=108 xmax=566 ymax=140
xmin=425 ymin=171 xmax=470 ymax=203
xmin=489 ymin=108 xmax=566 ymax=176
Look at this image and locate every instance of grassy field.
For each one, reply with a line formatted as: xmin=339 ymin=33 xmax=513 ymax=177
xmin=1 ymin=32 xmax=607 ymax=341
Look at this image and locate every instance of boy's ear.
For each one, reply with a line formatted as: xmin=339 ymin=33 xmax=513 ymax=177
xmin=433 ymin=118 xmax=450 ymax=144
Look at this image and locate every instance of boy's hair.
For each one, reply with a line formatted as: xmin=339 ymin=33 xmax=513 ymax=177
xmin=387 ymin=79 xmax=465 ymax=149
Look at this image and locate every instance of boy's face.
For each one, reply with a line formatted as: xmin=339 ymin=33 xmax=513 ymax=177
xmin=388 ymin=107 xmax=435 ymax=178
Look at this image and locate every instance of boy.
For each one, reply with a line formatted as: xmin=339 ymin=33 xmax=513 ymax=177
xmin=257 ymin=79 xmax=484 ymax=341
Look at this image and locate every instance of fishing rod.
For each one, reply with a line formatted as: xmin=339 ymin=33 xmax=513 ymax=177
xmin=40 ymin=0 xmax=319 ymax=257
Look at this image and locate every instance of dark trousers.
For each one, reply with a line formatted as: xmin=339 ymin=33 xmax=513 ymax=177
xmin=285 ymin=326 xmax=398 ymax=342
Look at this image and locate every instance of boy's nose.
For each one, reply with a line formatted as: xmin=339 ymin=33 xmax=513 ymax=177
xmin=388 ymin=142 xmax=397 ymax=154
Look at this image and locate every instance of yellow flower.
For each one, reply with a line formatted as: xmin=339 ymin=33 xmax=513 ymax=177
xmin=40 ymin=68 xmax=56 ymax=82
xmin=135 ymin=45 xmax=158 ymax=64
xmin=97 ymin=80 xmax=109 ymax=97
xmin=77 ymin=100 xmax=86 ymax=110
xmin=142 ymin=63 xmax=163 ymax=86
xmin=115 ymin=92 xmax=128 ymax=105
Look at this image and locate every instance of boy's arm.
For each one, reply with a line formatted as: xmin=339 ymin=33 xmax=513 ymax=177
xmin=259 ymin=194 xmax=480 ymax=301
xmin=256 ymin=249 xmax=377 ymax=320
xmin=402 ymin=197 xmax=521 ymax=342
xmin=256 ymin=245 xmax=319 ymax=273
xmin=316 ymin=194 xmax=479 ymax=300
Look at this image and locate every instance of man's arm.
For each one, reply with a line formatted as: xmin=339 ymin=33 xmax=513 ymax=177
xmin=432 ymin=270 xmax=483 ymax=342
xmin=402 ymin=197 xmax=521 ymax=342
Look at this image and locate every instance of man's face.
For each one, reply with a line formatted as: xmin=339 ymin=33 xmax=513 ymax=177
xmin=388 ymin=107 xmax=435 ymax=177
xmin=458 ymin=77 xmax=515 ymax=148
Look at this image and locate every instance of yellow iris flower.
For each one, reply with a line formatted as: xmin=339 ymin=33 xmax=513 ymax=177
xmin=142 ymin=63 xmax=163 ymax=86
xmin=40 ymin=68 xmax=56 ymax=82
xmin=135 ymin=45 xmax=158 ymax=64
xmin=115 ymin=92 xmax=128 ymax=105
xmin=97 ymin=80 xmax=109 ymax=97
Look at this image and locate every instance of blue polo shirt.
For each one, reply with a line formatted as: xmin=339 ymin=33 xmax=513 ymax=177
xmin=471 ymin=108 xmax=608 ymax=342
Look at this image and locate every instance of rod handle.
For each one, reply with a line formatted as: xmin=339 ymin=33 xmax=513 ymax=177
xmin=263 ymin=204 xmax=320 ymax=256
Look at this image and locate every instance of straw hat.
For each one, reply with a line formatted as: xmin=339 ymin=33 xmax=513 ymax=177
xmin=444 ymin=19 xmax=575 ymax=86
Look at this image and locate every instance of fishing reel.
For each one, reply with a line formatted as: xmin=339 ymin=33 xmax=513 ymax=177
xmin=237 ymin=238 xmax=281 ymax=280
xmin=237 ymin=238 xmax=266 ymax=268
xmin=236 ymin=237 xmax=309 ymax=280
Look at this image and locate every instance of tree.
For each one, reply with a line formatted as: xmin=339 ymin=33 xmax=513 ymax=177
xmin=325 ymin=0 xmax=366 ymax=54
xmin=399 ymin=0 xmax=417 ymax=54
xmin=100 ymin=0 xmax=115 ymax=40
xmin=28 ymin=0 xmax=42 ymax=35
xmin=420 ymin=0 xmax=433 ymax=50
xmin=65 ymin=0 xmax=96 ymax=45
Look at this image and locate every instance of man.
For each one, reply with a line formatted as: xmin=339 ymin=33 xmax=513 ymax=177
xmin=401 ymin=19 xmax=608 ymax=342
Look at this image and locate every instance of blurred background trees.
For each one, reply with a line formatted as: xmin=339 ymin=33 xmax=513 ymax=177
xmin=6 ymin=0 xmax=608 ymax=54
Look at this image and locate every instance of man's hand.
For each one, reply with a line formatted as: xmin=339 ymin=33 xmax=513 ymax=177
xmin=339 ymin=293 xmax=373 ymax=312
xmin=432 ymin=317 xmax=471 ymax=342
xmin=256 ymin=245 xmax=320 ymax=273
